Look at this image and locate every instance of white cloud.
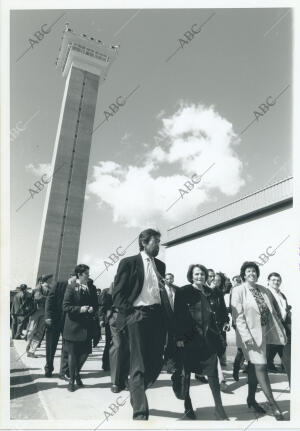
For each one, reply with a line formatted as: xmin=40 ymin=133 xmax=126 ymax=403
xmin=121 ymin=132 xmax=131 ymax=144
xmin=87 ymin=102 xmax=245 ymax=227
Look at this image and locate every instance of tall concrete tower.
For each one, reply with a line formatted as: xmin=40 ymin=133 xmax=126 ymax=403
xmin=34 ymin=24 xmax=118 ymax=282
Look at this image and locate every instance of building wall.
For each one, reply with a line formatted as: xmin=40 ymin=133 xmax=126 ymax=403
xmin=165 ymin=206 xmax=294 ymax=297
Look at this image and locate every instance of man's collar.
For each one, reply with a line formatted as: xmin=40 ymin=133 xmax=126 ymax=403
xmin=140 ymin=250 xmax=152 ymax=261
xmin=269 ymin=285 xmax=280 ymax=293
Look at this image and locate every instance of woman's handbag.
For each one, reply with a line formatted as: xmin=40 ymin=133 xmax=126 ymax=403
xmin=171 ymin=349 xmax=190 ymax=400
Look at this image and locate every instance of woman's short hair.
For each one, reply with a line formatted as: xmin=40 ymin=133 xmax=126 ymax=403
xmin=138 ymin=228 xmax=161 ymax=251
xmin=215 ymin=271 xmax=226 ymax=289
xmin=187 ymin=264 xmax=208 ymax=284
xmin=240 ymin=261 xmax=260 ymax=281
xmin=74 ymin=264 xmax=90 ymax=278
xmin=224 ymin=278 xmax=233 ymax=294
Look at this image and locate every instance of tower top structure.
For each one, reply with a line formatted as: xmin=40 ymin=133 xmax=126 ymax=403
xmin=55 ymin=23 xmax=119 ymax=80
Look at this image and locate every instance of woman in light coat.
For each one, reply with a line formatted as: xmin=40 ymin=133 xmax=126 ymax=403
xmin=231 ymin=261 xmax=287 ymax=421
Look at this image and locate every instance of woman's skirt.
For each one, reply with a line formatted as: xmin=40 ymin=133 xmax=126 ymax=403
xmin=184 ymin=351 xmax=218 ymax=377
xmin=64 ymin=336 xmax=92 ymax=356
xmin=241 ymin=325 xmax=267 ymax=364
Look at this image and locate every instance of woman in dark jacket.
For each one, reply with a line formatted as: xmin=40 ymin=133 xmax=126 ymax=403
xmin=208 ymin=272 xmax=231 ymax=391
xmin=63 ymin=264 xmax=98 ymax=392
xmin=209 ymin=272 xmax=230 ymax=345
xmin=174 ymin=264 xmax=229 ymax=420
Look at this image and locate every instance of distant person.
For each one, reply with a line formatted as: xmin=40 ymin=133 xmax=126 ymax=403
xmin=26 ymin=275 xmax=52 ymax=357
xmin=98 ymin=284 xmax=113 ymax=372
xmin=206 ymin=269 xmax=215 ymax=287
xmin=208 ymin=272 xmax=230 ymax=392
xmin=63 ymin=264 xmax=98 ymax=392
xmin=195 ymin=267 xmax=216 ymax=384
xmin=107 ymin=282 xmax=130 ymax=392
xmin=162 ymin=273 xmax=178 ymax=374
xmin=230 ymin=275 xmax=246 ymax=381
xmin=231 ymin=262 xmax=287 ymax=420
xmin=44 ymin=274 xmax=76 ymax=378
xmin=11 ymin=284 xmax=32 ymax=339
xmin=266 ymin=272 xmax=291 ymax=380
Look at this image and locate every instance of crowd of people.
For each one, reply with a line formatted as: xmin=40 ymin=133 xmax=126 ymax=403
xmin=10 ymin=228 xmax=291 ymax=421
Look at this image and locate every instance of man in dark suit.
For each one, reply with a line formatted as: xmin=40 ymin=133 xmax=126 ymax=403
xmin=266 ymin=272 xmax=290 ymax=375
xmin=162 ymin=273 xmax=178 ymax=373
xmin=98 ymin=285 xmax=113 ymax=371
xmin=44 ymin=276 xmax=76 ymax=378
xmin=112 ymin=228 xmax=167 ymax=420
xmin=99 ymin=283 xmax=130 ymax=391
xmin=11 ymin=284 xmax=33 ymax=339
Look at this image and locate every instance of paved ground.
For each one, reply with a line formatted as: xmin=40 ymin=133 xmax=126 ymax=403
xmin=10 ymin=329 xmax=290 ymax=426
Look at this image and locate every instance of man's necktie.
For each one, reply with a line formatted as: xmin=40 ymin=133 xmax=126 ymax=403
xmin=146 ymin=257 xmax=161 ymax=302
xmin=168 ymin=287 xmax=174 ymax=310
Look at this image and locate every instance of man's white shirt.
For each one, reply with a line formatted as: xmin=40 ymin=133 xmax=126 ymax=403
xmin=165 ymin=284 xmax=175 ymax=311
xmin=133 ymin=251 xmax=161 ymax=306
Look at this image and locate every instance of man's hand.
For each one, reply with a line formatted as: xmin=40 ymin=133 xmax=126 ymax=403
xmin=68 ymin=275 xmax=77 ymax=286
xmin=45 ymin=318 xmax=52 ymax=326
xmin=80 ymin=305 xmax=89 ymax=313
xmin=87 ymin=306 xmax=94 ymax=314
xmin=176 ymin=340 xmax=184 ymax=348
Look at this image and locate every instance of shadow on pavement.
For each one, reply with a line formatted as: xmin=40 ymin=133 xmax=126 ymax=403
xmin=149 ymin=408 xmax=183 ymax=419
xmin=10 ymin=382 xmax=57 ymax=400
xmin=10 ymin=367 xmax=40 ymax=373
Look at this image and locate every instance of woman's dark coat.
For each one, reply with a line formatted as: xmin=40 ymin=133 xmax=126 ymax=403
xmin=174 ymin=284 xmax=223 ymax=372
xmin=63 ymin=282 xmax=98 ymax=342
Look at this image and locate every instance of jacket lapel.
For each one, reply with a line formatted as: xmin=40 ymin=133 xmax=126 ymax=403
xmin=74 ymin=282 xmax=81 ymax=304
xmin=136 ymin=254 xmax=144 ymax=288
xmin=161 ymin=286 xmax=174 ymax=317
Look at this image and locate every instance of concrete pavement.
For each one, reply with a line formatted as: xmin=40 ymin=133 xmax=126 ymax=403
xmin=10 ymin=329 xmax=290 ymax=425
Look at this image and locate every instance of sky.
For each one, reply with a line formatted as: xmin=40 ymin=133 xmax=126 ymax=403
xmin=10 ymin=8 xmax=292 ymax=289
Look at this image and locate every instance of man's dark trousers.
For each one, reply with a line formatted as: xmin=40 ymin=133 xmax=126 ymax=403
xmin=102 ymin=323 xmax=112 ymax=371
xmin=45 ymin=325 xmax=68 ymax=375
xmin=164 ymin=332 xmax=177 ymax=373
xmin=109 ymin=319 xmax=129 ymax=385
xmin=11 ymin=315 xmax=26 ymax=339
xmin=267 ymin=344 xmax=283 ymax=368
xmin=127 ymin=305 xmax=165 ymax=420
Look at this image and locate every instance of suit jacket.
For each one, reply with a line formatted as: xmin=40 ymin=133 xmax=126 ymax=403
xmin=160 ymin=285 xmax=179 ymax=334
xmin=11 ymin=291 xmax=32 ymax=316
xmin=112 ymin=253 xmax=166 ymax=328
xmin=203 ymin=285 xmax=229 ymax=328
xmin=98 ymin=288 xmax=113 ymax=325
xmin=63 ymin=282 xmax=98 ymax=342
xmin=45 ymin=280 xmax=68 ymax=327
xmin=231 ymin=282 xmax=287 ymax=349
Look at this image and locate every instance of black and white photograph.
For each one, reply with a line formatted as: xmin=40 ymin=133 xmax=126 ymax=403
xmin=1 ymin=0 xmax=300 ymax=428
